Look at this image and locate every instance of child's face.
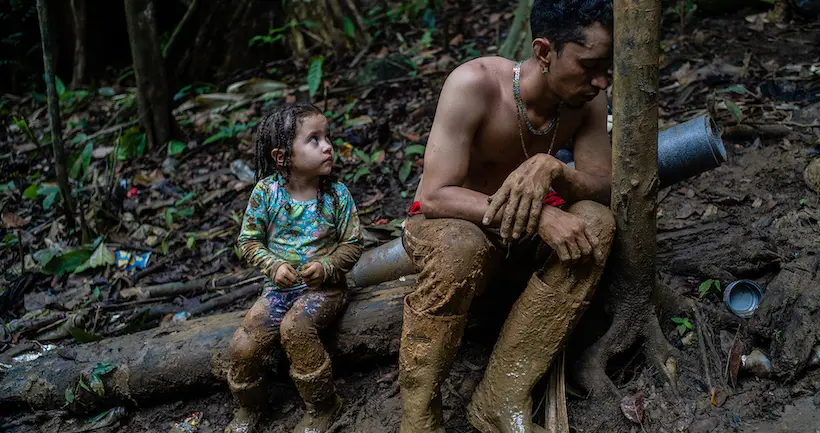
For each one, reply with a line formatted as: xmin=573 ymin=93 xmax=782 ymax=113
xmin=286 ymin=114 xmax=334 ymax=177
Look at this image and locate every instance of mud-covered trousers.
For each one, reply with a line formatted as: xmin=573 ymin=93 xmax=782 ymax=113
xmin=228 ymin=285 xmax=347 ymax=390
xmin=398 ymin=200 xmax=616 ymax=431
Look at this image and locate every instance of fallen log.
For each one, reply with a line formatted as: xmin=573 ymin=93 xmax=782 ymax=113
xmin=0 ymin=277 xmax=416 ymax=414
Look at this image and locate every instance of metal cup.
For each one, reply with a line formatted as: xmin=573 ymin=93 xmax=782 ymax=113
xmin=723 ymin=279 xmax=764 ymax=318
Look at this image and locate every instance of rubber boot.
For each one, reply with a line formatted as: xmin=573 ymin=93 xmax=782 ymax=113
xmin=225 ymin=370 xmax=264 ymax=433
xmin=399 ymin=299 xmax=468 ymax=433
xmin=291 ymin=356 xmax=343 ymax=433
xmin=467 ymin=273 xmax=591 ymax=433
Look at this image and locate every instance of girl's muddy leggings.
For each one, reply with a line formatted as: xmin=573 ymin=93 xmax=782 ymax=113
xmin=228 ymin=286 xmax=347 ymax=385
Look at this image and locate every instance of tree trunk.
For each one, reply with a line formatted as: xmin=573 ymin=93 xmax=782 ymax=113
xmin=575 ymin=0 xmax=676 ymax=403
xmin=0 ymin=278 xmax=415 ymax=414
xmin=70 ymin=0 xmax=86 ymax=88
xmin=36 ymin=0 xmax=77 ymax=233
xmin=124 ymin=0 xmax=174 ymax=149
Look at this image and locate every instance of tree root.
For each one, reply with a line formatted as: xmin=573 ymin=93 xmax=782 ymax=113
xmin=574 ymin=284 xmax=680 ymax=402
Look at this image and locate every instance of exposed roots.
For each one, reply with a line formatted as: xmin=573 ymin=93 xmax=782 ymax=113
xmin=574 ymin=284 xmax=680 ymax=402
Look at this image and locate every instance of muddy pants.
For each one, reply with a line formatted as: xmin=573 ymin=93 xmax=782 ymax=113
xmin=398 ymin=200 xmax=616 ymax=432
xmin=228 ymin=286 xmax=347 ymax=393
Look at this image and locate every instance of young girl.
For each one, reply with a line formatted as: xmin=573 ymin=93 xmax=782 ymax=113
xmin=226 ymin=103 xmax=362 ymax=433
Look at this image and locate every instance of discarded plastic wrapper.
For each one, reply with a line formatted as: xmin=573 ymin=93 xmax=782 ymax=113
xmin=11 ymin=344 xmax=56 ymax=364
xmin=172 ymin=312 xmax=191 ymax=323
xmin=116 ymin=250 xmax=152 ymax=271
xmin=171 ymin=411 xmax=204 ymax=433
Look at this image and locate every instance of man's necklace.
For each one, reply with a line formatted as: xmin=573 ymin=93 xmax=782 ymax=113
xmin=513 ymin=62 xmax=561 ymax=159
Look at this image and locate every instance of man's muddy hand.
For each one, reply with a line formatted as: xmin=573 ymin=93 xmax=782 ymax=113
xmin=299 ymin=262 xmax=325 ymax=288
xmin=274 ymin=263 xmax=299 ymax=287
xmin=537 ymin=205 xmax=603 ymax=266
xmin=483 ymin=154 xmax=563 ymax=239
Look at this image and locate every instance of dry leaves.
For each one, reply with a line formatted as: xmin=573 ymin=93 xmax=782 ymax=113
xmin=3 ymin=211 xmax=29 ymax=229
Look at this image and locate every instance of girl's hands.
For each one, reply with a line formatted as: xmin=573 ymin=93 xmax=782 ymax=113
xmin=274 ymin=263 xmax=299 ymax=287
xmin=299 ymin=262 xmax=325 ymax=288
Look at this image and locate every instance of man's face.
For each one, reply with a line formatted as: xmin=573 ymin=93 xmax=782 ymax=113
xmin=548 ymin=22 xmax=613 ymax=108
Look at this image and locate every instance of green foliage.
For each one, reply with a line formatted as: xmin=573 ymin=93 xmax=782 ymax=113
xmin=23 ymin=182 xmax=59 ymax=210
xmin=117 ymin=128 xmax=147 ymax=161
xmin=203 ymin=120 xmax=257 ymax=145
xmin=724 ymin=100 xmax=744 ymax=123
xmin=69 ymin=142 xmax=94 ymax=180
xmin=164 ymin=207 xmax=194 ymax=229
xmin=173 ymin=82 xmax=217 ymax=101
xmin=249 ymin=20 xmax=317 ymax=47
xmin=698 ymin=279 xmax=721 ymax=299
xmin=671 ymin=316 xmax=694 ymax=337
xmin=13 ymin=115 xmax=40 ymax=147
xmin=167 ymin=140 xmax=186 ymax=156
xmin=308 ymin=56 xmax=325 ymax=98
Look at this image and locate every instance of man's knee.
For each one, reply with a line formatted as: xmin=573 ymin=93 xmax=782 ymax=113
xmin=566 ymin=200 xmax=615 ymax=241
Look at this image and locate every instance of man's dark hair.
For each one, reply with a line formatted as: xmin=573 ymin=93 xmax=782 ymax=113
xmin=530 ymin=0 xmax=613 ymax=54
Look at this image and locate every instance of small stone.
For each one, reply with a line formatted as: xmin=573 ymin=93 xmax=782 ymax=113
xmin=804 ymin=159 xmax=820 ymax=194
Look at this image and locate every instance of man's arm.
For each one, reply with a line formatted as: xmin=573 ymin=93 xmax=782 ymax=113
xmin=551 ymin=92 xmax=612 ymax=205
xmin=419 ymin=64 xmax=501 ymax=225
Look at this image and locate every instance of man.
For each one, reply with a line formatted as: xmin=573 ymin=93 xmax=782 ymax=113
xmin=398 ymin=1 xmax=615 ymax=432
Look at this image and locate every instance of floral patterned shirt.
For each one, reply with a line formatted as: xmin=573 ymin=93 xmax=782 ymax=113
xmin=237 ymin=175 xmax=362 ymax=290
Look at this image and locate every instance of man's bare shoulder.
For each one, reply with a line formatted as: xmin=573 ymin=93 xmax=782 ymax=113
xmin=442 ymin=57 xmax=511 ymax=102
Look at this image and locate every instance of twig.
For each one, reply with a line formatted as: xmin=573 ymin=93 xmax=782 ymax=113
xmin=692 ymin=305 xmax=713 ymax=391
xmin=101 ymin=296 xmax=173 ymax=310
xmin=189 ymin=284 xmax=260 ymax=316
xmin=80 ymin=119 xmax=140 ymax=144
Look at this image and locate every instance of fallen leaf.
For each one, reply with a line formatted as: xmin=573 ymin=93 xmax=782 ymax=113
xmin=710 ymin=387 xmax=729 ymax=407
xmin=728 ymin=338 xmax=743 ymax=387
xmin=620 ymin=391 xmax=644 ymax=424
xmin=92 ymin=146 xmax=115 ymax=159
xmin=449 ymin=34 xmax=464 ymax=46
xmin=361 ymin=191 xmax=385 ymax=207
xmin=400 ymin=130 xmax=421 ymax=142
xmin=3 ymin=211 xmax=29 ymax=229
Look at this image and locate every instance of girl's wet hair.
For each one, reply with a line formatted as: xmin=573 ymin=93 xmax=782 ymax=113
xmin=253 ymin=103 xmax=337 ymax=213
xmin=254 ymin=103 xmax=324 ymax=183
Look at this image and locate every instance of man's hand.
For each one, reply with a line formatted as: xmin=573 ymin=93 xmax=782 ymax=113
xmin=299 ymin=262 xmax=325 ymax=288
xmin=274 ymin=263 xmax=299 ymax=288
xmin=537 ymin=205 xmax=604 ymax=267
xmin=483 ymin=154 xmax=564 ymax=239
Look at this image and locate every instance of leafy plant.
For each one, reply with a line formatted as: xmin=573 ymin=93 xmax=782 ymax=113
xmin=23 ymin=182 xmax=60 ymax=210
xmin=202 ymin=120 xmax=257 ymax=145
xmin=308 ymin=56 xmax=325 ymax=98
xmin=13 ymin=115 xmax=40 ymax=147
xmin=671 ymin=317 xmax=693 ymax=337
xmin=117 ymin=128 xmax=147 ymax=161
xmin=698 ymin=279 xmax=722 ymax=299
xmin=164 ymin=207 xmax=194 ymax=229
xmin=249 ymin=20 xmax=317 ymax=46
xmin=69 ymin=142 xmax=94 ymax=180
xmin=167 ymin=140 xmax=186 ymax=157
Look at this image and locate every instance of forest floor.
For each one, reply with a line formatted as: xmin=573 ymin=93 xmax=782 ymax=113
xmin=2 ymin=2 xmax=820 ymax=433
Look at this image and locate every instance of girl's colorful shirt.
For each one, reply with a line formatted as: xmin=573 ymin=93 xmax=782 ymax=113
xmin=238 ymin=175 xmax=362 ymax=289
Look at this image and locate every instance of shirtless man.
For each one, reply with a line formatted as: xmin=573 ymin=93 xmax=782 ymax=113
xmin=398 ymin=1 xmax=615 ymax=432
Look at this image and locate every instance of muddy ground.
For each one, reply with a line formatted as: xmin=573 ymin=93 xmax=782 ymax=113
xmin=2 ymin=4 xmax=820 ymax=433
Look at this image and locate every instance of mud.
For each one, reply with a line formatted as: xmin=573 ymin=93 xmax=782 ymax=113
xmin=467 ymin=201 xmax=615 ymax=433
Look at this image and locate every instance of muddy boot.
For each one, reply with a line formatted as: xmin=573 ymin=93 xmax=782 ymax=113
xmin=467 ymin=274 xmax=590 ymax=433
xmin=399 ymin=299 xmax=468 ymax=433
xmin=291 ymin=357 xmax=343 ymax=433
xmin=225 ymin=370 xmax=264 ymax=433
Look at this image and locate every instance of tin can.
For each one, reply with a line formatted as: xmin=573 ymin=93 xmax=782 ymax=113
xmin=723 ymin=279 xmax=764 ymax=318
